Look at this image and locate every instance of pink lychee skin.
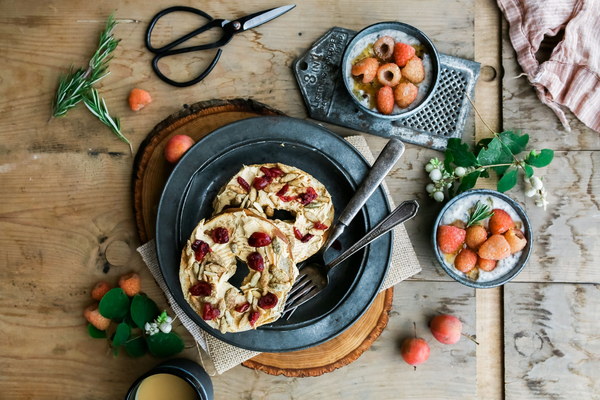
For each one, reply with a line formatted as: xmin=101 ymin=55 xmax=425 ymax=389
xmin=400 ymin=338 xmax=430 ymax=366
xmin=164 ymin=135 xmax=195 ymax=164
xmin=430 ymin=314 xmax=462 ymax=344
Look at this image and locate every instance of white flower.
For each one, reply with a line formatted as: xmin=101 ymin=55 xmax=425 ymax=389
xmin=145 ymin=322 xmax=159 ymax=336
xmin=429 ymin=169 xmax=442 ymax=182
xmin=426 ymin=183 xmax=435 ymax=193
xmin=433 ymin=191 xmax=444 ymax=202
xmin=425 ymin=163 xmax=435 ymax=172
xmin=454 ymin=167 xmax=466 ymax=177
xmin=159 ymin=322 xmax=172 ymax=333
xmin=531 ymin=176 xmax=543 ymax=190
xmin=147 ymin=311 xmax=175 ymax=336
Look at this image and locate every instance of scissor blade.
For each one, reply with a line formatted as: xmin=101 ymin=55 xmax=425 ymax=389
xmin=239 ymin=4 xmax=295 ymax=31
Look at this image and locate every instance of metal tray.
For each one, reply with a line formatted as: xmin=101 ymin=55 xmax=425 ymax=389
xmin=293 ymin=27 xmax=481 ymax=151
xmin=155 ymin=116 xmax=392 ymax=352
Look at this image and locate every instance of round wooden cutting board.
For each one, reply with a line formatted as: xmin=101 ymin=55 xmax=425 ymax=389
xmin=132 ymin=98 xmax=393 ymax=377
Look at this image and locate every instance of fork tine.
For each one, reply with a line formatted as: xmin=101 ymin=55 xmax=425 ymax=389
xmin=283 ymin=285 xmax=319 ymax=317
xmin=287 ymin=274 xmax=311 ymax=297
xmin=285 ymin=283 xmax=317 ymax=308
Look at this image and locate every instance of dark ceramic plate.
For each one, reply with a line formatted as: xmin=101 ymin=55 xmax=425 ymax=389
xmin=155 ymin=116 xmax=392 ymax=352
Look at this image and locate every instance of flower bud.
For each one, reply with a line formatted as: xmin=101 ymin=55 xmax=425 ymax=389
xmin=429 ymin=169 xmax=442 ymax=182
xmin=159 ymin=322 xmax=172 ymax=334
xmin=426 ymin=183 xmax=435 ymax=193
xmin=433 ymin=191 xmax=444 ymax=202
xmin=454 ymin=166 xmax=466 ymax=177
xmin=531 ymin=176 xmax=543 ymax=190
xmin=425 ymin=163 xmax=435 ymax=172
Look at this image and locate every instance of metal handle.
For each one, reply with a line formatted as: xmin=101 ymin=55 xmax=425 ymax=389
xmin=326 ymin=200 xmax=419 ymax=270
xmin=322 ymin=138 xmax=405 ymax=251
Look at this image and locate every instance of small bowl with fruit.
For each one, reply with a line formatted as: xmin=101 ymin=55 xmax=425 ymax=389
xmin=432 ymin=189 xmax=533 ymax=288
xmin=341 ymin=21 xmax=440 ymax=119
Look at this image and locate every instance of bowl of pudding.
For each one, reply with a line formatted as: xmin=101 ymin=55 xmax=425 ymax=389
xmin=432 ymin=189 xmax=533 ymax=288
xmin=341 ymin=21 xmax=440 ymax=119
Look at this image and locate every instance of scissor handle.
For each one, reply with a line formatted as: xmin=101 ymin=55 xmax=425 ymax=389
xmin=145 ymin=6 xmax=234 ymax=87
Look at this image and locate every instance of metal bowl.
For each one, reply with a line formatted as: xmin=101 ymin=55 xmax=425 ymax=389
xmin=432 ymin=189 xmax=533 ymax=288
xmin=341 ymin=21 xmax=440 ymax=119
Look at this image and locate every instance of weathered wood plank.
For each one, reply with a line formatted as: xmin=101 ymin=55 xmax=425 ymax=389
xmin=504 ymin=283 xmax=600 ymax=399
xmin=211 ymin=281 xmax=477 ymax=400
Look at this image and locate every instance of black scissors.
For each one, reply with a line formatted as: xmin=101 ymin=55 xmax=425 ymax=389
xmin=145 ymin=5 xmax=295 ymax=87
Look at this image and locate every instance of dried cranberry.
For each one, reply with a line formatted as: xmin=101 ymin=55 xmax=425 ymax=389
xmin=280 ymin=195 xmax=295 ymax=202
xmin=237 ymin=176 xmax=251 ymax=192
xmin=247 ymin=251 xmax=265 ymax=271
xmin=293 ymin=227 xmax=304 ymax=240
xmin=298 ymin=187 xmax=318 ymax=205
xmin=248 ymin=232 xmax=272 ymax=247
xmin=276 ymin=184 xmax=289 ymax=197
xmin=249 ymin=311 xmax=260 ymax=326
xmin=301 ymin=233 xmax=314 ymax=243
xmin=252 ymin=175 xmax=272 ymax=190
xmin=189 ymin=280 xmax=212 ymax=297
xmin=191 ymin=240 xmax=211 ymax=262
xmin=260 ymin=166 xmax=284 ymax=178
xmin=202 ymin=303 xmax=220 ymax=320
xmin=258 ymin=293 xmax=278 ymax=309
xmin=313 ymin=221 xmax=328 ymax=230
xmin=235 ymin=302 xmax=250 ymax=313
xmin=211 ymin=227 xmax=229 ymax=244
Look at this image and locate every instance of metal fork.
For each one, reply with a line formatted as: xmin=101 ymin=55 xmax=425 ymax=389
xmin=283 ymin=200 xmax=419 ymax=317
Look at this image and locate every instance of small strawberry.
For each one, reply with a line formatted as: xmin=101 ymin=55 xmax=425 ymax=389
xmin=119 ymin=272 xmax=141 ymax=297
xmin=91 ymin=281 xmax=111 ymax=301
xmin=504 ymin=228 xmax=527 ymax=253
xmin=454 ymin=248 xmax=477 ymax=273
xmin=477 ymin=257 xmax=497 ymax=272
xmin=478 ymin=235 xmax=511 ymax=260
xmin=376 ymin=86 xmax=395 ymax=114
xmin=351 ymin=57 xmax=379 ymax=83
xmin=437 ymin=225 xmax=466 ymax=254
xmin=83 ymin=304 xmax=111 ymax=331
xmin=394 ymin=82 xmax=418 ymax=108
xmin=393 ymin=43 xmax=416 ymax=67
xmin=402 ymin=56 xmax=425 ymax=84
xmin=465 ymin=225 xmax=487 ymax=250
xmin=489 ymin=209 xmax=514 ymax=235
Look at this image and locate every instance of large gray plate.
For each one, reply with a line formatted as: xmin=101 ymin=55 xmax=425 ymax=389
xmin=155 ymin=116 xmax=392 ymax=352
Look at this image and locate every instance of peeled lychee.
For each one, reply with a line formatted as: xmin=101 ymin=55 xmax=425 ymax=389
xmin=430 ymin=314 xmax=462 ymax=344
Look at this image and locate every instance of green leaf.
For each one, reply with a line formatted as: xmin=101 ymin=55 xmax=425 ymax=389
xmin=497 ymin=167 xmax=518 ymax=192
xmin=497 ymin=131 xmax=529 ymax=154
xmin=443 ymin=150 xmax=454 ymax=171
xmin=147 ymin=332 xmax=184 ymax=358
xmin=446 ymin=138 xmax=479 ymax=167
xmin=493 ymin=165 xmax=510 ymax=176
xmin=124 ymin=336 xmax=147 ymax=358
xmin=113 ymin=322 xmax=131 ymax=347
xmin=99 ymin=288 xmax=130 ymax=320
xmin=524 ymin=164 xmax=534 ymax=178
xmin=458 ymin=170 xmax=481 ymax=193
xmin=131 ymin=294 xmax=160 ymax=330
xmin=477 ymin=137 xmax=514 ymax=166
xmin=87 ymin=323 xmax=107 ymax=339
xmin=475 ymin=138 xmax=493 ymax=156
xmin=525 ymin=149 xmax=554 ymax=167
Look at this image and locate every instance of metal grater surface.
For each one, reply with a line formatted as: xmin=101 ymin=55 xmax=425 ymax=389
xmin=293 ymin=27 xmax=481 ymax=151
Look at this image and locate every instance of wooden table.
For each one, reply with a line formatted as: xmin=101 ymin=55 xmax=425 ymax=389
xmin=1 ymin=0 xmax=598 ymax=398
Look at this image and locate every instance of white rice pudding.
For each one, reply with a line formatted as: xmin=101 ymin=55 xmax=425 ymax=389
xmin=345 ymin=29 xmax=435 ymax=114
xmin=441 ymin=194 xmax=524 ymax=282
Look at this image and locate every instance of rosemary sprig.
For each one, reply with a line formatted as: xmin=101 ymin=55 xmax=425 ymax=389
xmin=83 ymin=88 xmax=132 ymax=153
xmin=52 ymin=15 xmax=120 ymax=118
xmin=466 ymin=201 xmax=494 ymax=227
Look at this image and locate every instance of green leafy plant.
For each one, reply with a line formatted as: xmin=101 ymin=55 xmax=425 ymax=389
xmin=88 ymin=288 xmax=183 ymax=358
xmin=425 ymin=131 xmax=554 ymax=209
xmin=52 ymin=14 xmax=131 ymax=151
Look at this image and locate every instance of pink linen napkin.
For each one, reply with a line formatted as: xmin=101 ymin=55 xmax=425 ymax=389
xmin=497 ymin=0 xmax=600 ymax=133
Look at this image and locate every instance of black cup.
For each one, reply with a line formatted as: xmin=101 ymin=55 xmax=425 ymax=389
xmin=125 ymin=358 xmax=213 ymax=400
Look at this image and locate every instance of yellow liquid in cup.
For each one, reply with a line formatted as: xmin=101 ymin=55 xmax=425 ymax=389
xmin=135 ymin=373 xmax=199 ymax=400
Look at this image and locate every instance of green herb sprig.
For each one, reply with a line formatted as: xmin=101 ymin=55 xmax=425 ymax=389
xmin=83 ymin=88 xmax=132 ymax=152
xmin=466 ymin=201 xmax=494 ymax=227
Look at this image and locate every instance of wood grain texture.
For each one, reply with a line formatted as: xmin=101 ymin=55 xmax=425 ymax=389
xmin=214 ymin=281 xmax=476 ymax=399
xmin=504 ymin=283 xmax=600 ymax=400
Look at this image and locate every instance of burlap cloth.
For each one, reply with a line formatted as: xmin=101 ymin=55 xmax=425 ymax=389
xmin=137 ymin=135 xmax=421 ymax=374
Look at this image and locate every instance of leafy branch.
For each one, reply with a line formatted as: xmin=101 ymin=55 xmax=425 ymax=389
xmin=83 ymin=88 xmax=132 ymax=153
xmin=425 ymin=131 xmax=554 ymax=209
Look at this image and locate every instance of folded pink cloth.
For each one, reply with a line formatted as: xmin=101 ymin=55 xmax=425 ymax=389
xmin=497 ymin=0 xmax=600 ymax=133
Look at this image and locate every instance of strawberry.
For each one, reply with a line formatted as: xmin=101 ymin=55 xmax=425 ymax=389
xmin=478 ymin=235 xmax=511 ymax=260
xmin=83 ymin=304 xmax=111 ymax=331
xmin=489 ymin=209 xmax=514 ymax=235
xmin=454 ymin=248 xmax=477 ymax=273
xmin=477 ymin=257 xmax=497 ymax=272
xmin=402 ymin=56 xmax=425 ymax=84
xmin=437 ymin=225 xmax=466 ymax=254
xmin=393 ymin=42 xmax=416 ymax=67
xmin=394 ymin=82 xmax=418 ymax=108
xmin=465 ymin=225 xmax=487 ymax=250
xmin=351 ymin=57 xmax=379 ymax=83
xmin=91 ymin=281 xmax=111 ymax=301
xmin=376 ymin=86 xmax=395 ymax=114
xmin=118 ymin=272 xmax=141 ymax=297
xmin=504 ymin=228 xmax=527 ymax=253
